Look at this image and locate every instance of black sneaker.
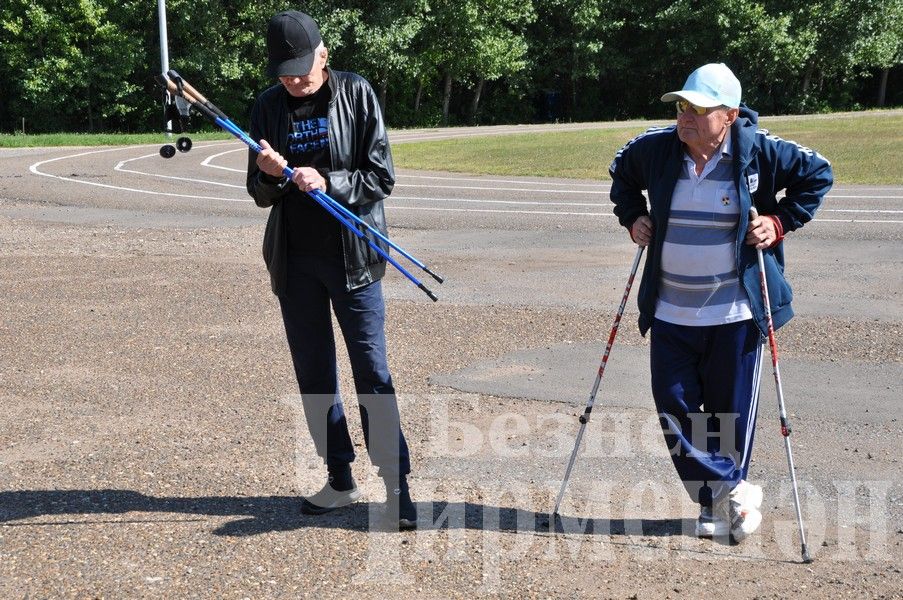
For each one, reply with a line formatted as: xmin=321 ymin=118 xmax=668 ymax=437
xmin=300 ymin=482 xmax=362 ymax=515
xmin=383 ymin=477 xmax=417 ymax=530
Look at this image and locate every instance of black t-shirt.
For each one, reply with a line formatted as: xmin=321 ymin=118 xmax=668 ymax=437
xmin=283 ymin=83 xmax=342 ymax=257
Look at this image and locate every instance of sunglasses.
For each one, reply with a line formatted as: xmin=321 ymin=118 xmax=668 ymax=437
xmin=675 ymin=100 xmax=708 ymax=116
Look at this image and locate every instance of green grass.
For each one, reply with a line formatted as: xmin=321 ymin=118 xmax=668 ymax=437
xmin=0 ymin=131 xmax=233 ymax=147
xmin=393 ymin=112 xmax=903 ymax=185
xmin=756 ymin=113 xmax=902 ymax=185
xmin=394 ymin=126 xmax=646 ymax=181
xmin=3 ymin=111 xmax=899 ymax=184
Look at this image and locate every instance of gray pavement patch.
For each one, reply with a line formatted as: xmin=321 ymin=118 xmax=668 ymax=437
xmin=432 ymin=343 xmax=901 ymax=425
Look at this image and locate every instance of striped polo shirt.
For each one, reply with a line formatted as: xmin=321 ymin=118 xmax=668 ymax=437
xmin=655 ymin=129 xmax=753 ymax=326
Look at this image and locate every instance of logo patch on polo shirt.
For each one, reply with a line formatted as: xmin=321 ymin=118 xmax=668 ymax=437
xmin=747 ymin=173 xmax=759 ymax=193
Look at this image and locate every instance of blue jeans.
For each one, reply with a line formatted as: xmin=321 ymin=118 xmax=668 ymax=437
xmin=650 ymin=318 xmax=764 ymax=506
xmin=278 ymin=254 xmax=410 ymax=477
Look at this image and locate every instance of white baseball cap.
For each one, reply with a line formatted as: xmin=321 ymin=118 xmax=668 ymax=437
xmin=661 ymin=63 xmax=742 ymax=108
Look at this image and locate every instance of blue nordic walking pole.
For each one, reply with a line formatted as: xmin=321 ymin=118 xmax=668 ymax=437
xmin=216 ymin=116 xmax=439 ymax=301
xmin=158 ymin=73 xmax=441 ymax=301
xmin=308 ymin=188 xmax=443 ymax=283
xmin=168 ymin=71 xmax=442 ymax=285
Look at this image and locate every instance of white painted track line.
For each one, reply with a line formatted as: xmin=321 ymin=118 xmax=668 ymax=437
xmin=25 ymin=141 xmax=903 ymax=223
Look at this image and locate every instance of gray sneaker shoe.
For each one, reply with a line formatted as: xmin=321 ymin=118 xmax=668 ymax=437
xmin=300 ymin=482 xmax=363 ymax=515
xmin=695 ymin=505 xmax=729 ymax=538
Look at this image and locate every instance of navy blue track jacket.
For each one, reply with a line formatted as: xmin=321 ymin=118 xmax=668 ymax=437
xmin=609 ymin=105 xmax=833 ymax=337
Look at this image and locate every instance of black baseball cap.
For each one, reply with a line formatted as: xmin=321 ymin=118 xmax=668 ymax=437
xmin=266 ymin=11 xmax=323 ymax=78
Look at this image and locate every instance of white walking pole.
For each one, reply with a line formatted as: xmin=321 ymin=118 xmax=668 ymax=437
xmin=552 ymin=245 xmax=645 ymax=517
xmin=749 ymin=207 xmax=812 ymax=563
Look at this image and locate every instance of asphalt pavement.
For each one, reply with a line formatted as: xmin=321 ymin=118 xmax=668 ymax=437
xmin=0 ymin=126 xmax=901 ymax=598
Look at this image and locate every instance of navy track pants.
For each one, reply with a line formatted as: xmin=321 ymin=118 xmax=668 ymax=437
xmin=650 ymin=318 xmax=764 ymax=506
xmin=278 ymin=255 xmax=410 ymax=477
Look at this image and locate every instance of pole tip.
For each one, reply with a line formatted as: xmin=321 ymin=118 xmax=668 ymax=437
xmin=418 ymin=283 xmax=438 ymax=302
xmin=538 ymin=512 xmax=561 ymax=531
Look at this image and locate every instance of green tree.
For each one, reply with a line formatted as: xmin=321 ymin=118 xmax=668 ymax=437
xmin=1 ymin=0 xmax=899 ymax=133
xmin=416 ymin=0 xmax=535 ymax=125
xmin=850 ymin=0 xmax=903 ymax=106
xmin=771 ymin=0 xmax=903 ymax=110
xmin=529 ymin=0 xmax=624 ymax=121
xmin=344 ymin=0 xmax=428 ymax=117
xmin=0 ymin=0 xmax=141 ymax=132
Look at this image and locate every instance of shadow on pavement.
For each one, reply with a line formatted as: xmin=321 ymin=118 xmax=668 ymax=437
xmin=0 ymin=490 xmax=695 ymax=538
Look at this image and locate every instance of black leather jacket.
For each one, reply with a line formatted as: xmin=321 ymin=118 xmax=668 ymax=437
xmin=246 ymin=68 xmax=394 ymax=296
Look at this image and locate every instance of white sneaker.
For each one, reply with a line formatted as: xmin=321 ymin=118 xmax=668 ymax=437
xmin=300 ymin=483 xmax=363 ymax=515
xmin=727 ymin=504 xmax=762 ymax=542
xmin=698 ymin=481 xmax=764 ymax=540
xmin=717 ymin=480 xmax=764 ymax=542
xmin=732 ymin=480 xmax=763 ymax=510
xmin=695 ymin=505 xmax=729 ymax=538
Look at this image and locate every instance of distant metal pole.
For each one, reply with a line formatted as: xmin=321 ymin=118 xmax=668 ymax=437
xmin=157 ymin=0 xmax=172 ymax=135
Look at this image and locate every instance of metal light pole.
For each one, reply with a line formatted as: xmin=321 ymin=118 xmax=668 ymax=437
xmin=157 ymin=0 xmax=172 ymax=135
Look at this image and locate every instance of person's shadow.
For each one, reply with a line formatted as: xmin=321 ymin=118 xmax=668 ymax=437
xmin=0 ymin=489 xmax=694 ymax=539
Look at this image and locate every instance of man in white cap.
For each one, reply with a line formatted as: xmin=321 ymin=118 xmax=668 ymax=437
xmin=608 ymin=63 xmax=832 ymax=542
xmin=246 ymin=10 xmax=416 ymax=530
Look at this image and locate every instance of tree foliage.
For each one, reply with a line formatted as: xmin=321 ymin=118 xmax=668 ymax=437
xmin=0 ymin=0 xmax=899 ymax=133
xmin=1 ymin=0 xmax=142 ymax=131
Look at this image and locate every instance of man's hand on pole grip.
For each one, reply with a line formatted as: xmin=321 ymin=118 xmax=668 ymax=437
xmin=256 ymin=139 xmax=288 ymax=178
xmin=630 ymin=215 xmax=654 ymax=247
